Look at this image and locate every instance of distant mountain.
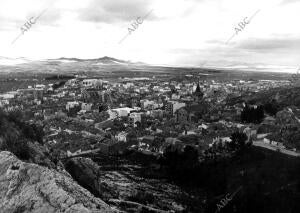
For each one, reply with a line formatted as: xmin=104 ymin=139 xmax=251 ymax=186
xmin=200 ymin=60 xmax=296 ymax=73
xmin=50 ymin=56 xmax=136 ymax=65
xmin=0 ymin=56 xmax=151 ymax=74
xmin=0 ymin=56 xmax=144 ymax=66
xmin=0 ymin=56 xmax=32 ymax=66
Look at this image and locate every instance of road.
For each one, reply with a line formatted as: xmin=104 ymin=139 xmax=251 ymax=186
xmin=253 ymin=141 xmax=300 ymax=157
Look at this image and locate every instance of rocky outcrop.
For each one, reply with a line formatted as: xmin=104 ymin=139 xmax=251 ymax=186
xmin=65 ymin=157 xmax=186 ymax=212
xmin=27 ymin=141 xmax=56 ymax=168
xmin=108 ymin=199 xmax=169 ymax=213
xmin=0 ymin=151 xmax=117 ymax=213
xmin=64 ymin=157 xmax=104 ymax=198
xmin=276 ymin=108 xmax=300 ymax=125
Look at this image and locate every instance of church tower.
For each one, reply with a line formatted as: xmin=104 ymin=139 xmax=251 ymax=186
xmin=193 ymin=82 xmax=204 ymax=103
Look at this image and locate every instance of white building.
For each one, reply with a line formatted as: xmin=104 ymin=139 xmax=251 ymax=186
xmin=166 ymin=101 xmax=186 ymax=115
xmin=115 ymin=131 xmax=128 ymax=142
xmin=66 ymin=101 xmax=80 ymax=111
xmin=81 ymin=103 xmax=93 ymax=111
xmin=108 ymin=107 xmax=134 ymax=119
xmin=0 ymin=99 xmax=9 ymax=107
xmin=171 ymin=94 xmax=181 ymax=100
xmin=141 ymin=99 xmax=155 ymax=109
xmin=81 ymin=79 xmax=103 ymax=87
xmin=35 ymin=84 xmax=46 ymax=89
xmin=66 ymin=79 xmax=79 ymax=87
xmin=129 ymin=112 xmax=143 ymax=127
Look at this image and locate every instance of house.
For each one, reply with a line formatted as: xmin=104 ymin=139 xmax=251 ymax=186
xmin=257 ymin=133 xmax=270 ymax=140
xmin=243 ymin=127 xmax=257 ymax=142
xmin=129 ymin=112 xmax=141 ymax=127
xmin=108 ymin=110 xmax=118 ymax=120
xmin=262 ymin=116 xmax=276 ymax=125
xmin=33 ymin=89 xmax=44 ymax=100
xmin=181 ymin=130 xmax=197 ymax=135
xmin=163 ymin=138 xmax=185 ymax=153
xmin=81 ymin=89 xmax=102 ymax=102
xmin=198 ymin=124 xmax=208 ymax=130
xmin=140 ymin=99 xmax=155 ymax=110
xmin=115 ymin=131 xmax=128 ymax=142
xmin=110 ymin=107 xmax=134 ymax=118
xmin=150 ymin=109 xmax=164 ymax=118
xmin=176 ymin=104 xmax=208 ymax=123
xmin=212 ymin=136 xmax=232 ymax=146
xmin=66 ymin=101 xmax=81 ymax=116
xmin=263 ymin=138 xmax=271 ymax=144
xmin=0 ymin=99 xmax=9 ymax=107
xmin=81 ymin=79 xmax=103 ymax=88
xmin=165 ymin=101 xmax=186 ymax=115
xmin=81 ymin=103 xmax=93 ymax=111
xmin=65 ymin=78 xmax=79 ymax=87
xmin=66 ymin=101 xmax=80 ymax=111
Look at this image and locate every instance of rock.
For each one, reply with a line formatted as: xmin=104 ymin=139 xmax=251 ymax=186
xmin=64 ymin=157 xmax=133 ymax=201
xmin=64 ymin=157 xmax=105 ymax=198
xmin=108 ymin=199 xmax=170 ymax=213
xmin=276 ymin=108 xmax=300 ymax=125
xmin=0 ymin=151 xmax=117 ymax=213
xmin=27 ymin=141 xmax=56 ymax=168
xmin=65 ymin=157 xmax=187 ymax=212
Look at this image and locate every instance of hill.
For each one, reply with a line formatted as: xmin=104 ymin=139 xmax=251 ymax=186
xmin=227 ymin=86 xmax=300 ymax=108
xmin=0 ymin=151 xmax=115 ymax=212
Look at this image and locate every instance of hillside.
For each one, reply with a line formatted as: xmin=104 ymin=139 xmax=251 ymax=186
xmin=0 ymin=151 xmax=116 ymax=212
xmin=227 ymin=86 xmax=300 ymax=108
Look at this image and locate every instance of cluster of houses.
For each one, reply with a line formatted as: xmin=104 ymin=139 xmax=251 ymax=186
xmin=1 ymin=75 xmax=299 ymax=158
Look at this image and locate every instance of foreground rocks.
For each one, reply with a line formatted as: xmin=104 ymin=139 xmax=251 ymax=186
xmin=65 ymin=157 xmax=188 ymax=212
xmin=0 ymin=151 xmax=117 ymax=213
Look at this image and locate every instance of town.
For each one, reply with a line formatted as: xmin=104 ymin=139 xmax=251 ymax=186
xmin=0 ymin=73 xmax=298 ymax=160
xmin=0 ymin=67 xmax=299 ymax=212
xmin=1 ymin=0 xmax=300 ymax=212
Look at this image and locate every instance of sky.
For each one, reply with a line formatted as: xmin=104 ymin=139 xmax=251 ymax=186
xmin=0 ymin=0 xmax=299 ymax=72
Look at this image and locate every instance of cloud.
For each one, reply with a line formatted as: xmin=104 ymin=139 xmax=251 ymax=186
xmin=0 ymin=0 xmax=62 ymax=32
xmin=79 ymin=0 xmax=154 ymax=24
xmin=280 ymin=0 xmax=300 ymax=5
xmin=237 ymin=37 xmax=300 ymax=52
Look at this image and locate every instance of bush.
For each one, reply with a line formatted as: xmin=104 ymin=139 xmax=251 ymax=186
xmin=241 ymin=104 xmax=264 ymax=124
xmin=228 ymin=132 xmax=248 ymax=151
xmin=128 ymin=191 xmax=155 ymax=205
xmin=0 ymin=109 xmax=42 ymax=160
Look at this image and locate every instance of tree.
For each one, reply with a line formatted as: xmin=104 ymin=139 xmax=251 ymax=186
xmin=241 ymin=104 xmax=264 ymax=124
xmin=152 ymin=136 xmax=164 ymax=152
xmin=263 ymin=101 xmax=279 ymax=116
xmin=0 ymin=109 xmax=31 ymax=160
xmin=127 ymin=131 xmax=138 ymax=145
xmin=162 ymin=145 xmax=199 ymax=171
xmin=229 ymin=132 xmax=248 ymax=151
xmin=182 ymin=145 xmax=199 ymax=164
xmin=135 ymin=121 xmax=142 ymax=129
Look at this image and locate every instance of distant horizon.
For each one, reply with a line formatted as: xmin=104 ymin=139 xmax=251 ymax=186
xmin=0 ymin=0 xmax=299 ymax=71
xmin=0 ymin=55 xmax=297 ymax=74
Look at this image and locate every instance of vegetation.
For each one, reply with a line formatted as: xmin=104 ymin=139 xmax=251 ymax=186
xmin=0 ymin=109 xmax=44 ymax=160
xmin=45 ymin=75 xmax=74 ymax=80
xmin=157 ymin=142 xmax=300 ymax=212
xmin=241 ymin=104 xmax=264 ymax=123
xmin=128 ymin=191 xmax=155 ymax=205
xmin=228 ymin=132 xmax=248 ymax=151
xmin=52 ymin=81 xmax=66 ymax=90
xmin=263 ymin=101 xmax=280 ymax=116
xmin=280 ymin=126 xmax=300 ymax=150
